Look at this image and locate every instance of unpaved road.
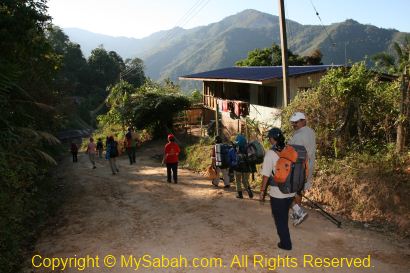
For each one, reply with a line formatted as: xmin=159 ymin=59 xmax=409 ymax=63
xmin=26 ymin=142 xmax=410 ymax=273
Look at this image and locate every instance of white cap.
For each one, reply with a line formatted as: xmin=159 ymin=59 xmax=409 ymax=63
xmin=289 ymin=112 xmax=306 ymax=122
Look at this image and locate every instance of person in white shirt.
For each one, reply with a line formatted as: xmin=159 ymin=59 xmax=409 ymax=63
xmin=259 ymin=128 xmax=295 ymax=250
xmin=288 ymin=112 xmax=316 ymax=226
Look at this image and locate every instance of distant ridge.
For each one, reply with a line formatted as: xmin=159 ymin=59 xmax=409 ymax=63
xmin=64 ymin=9 xmax=409 ymax=90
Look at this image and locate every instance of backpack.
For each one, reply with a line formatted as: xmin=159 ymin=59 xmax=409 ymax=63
xmin=215 ymin=144 xmax=231 ymax=169
xmin=247 ymin=140 xmax=265 ymax=164
xmin=109 ymin=141 xmax=118 ymax=158
xmin=270 ymin=144 xmax=308 ymax=194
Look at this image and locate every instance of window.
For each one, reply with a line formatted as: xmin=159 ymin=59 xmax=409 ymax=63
xmin=258 ymin=86 xmax=277 ymax=107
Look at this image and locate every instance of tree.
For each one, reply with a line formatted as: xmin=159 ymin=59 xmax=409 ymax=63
xmin=1 ymin=1 xmax=61 ymax=272
xmin=88 ymin=46 xmax=123 ymax=88
xmin=123 ymin=57 xmax=145 ymax=88
xmin=98 ymin=80 xmax=191 ymax=137
xmin=235 ymin=44 xmax=319 ymax=66
xmin=372 ymin=36 xmax=410 ymax=153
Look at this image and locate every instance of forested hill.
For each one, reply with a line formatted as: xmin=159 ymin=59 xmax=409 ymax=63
xmin=64 ymin=9 xmax=409 ymax=84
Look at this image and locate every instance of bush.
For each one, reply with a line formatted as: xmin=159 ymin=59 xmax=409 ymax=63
xmin=281 ymin=62 xmax=400 ymax=157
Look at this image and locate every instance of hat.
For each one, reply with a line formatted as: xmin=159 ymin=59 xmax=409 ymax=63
xmin=289 ymin=112 xmax=306 ymax=122
xmin=167 ymin=134 xmax=174 ymax=140
xmin=267 ymin=128 xmax=283 ymax=140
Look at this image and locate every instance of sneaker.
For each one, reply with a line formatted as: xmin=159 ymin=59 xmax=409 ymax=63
xmin=290 ymin=212 xmax=298 ymax=220
xmin=293 ymin=211 xmax=308 ymax=226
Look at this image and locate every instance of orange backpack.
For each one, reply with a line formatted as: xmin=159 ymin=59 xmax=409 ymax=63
xmin=271 ymin=144 xmax=308 ymax=194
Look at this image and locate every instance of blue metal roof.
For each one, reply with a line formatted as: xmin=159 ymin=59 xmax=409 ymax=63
xmin=180 ymin=65 xmax=342 ymax=82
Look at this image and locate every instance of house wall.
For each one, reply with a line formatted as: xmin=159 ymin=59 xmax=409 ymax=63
xmin=202 ymin=72 xmax=326 ymax=133
xmin=289 ymin=72 xmax=324 ymax=99
xmin=249 ymin=104 xmax=282 ymax=128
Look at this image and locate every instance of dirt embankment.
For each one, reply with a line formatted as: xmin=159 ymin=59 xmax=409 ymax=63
xmin=25 ymin=141 xmax=410 ymax=273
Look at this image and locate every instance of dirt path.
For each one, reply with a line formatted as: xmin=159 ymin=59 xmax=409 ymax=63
xmin=26 ymin=142 xmax=409 ymax=273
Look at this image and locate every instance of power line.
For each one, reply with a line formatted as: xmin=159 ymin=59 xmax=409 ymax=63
xmin=120 ymin=0 xmax=212 ymax=80
xmin=308 ymin=0 xmax=336 ymax=47
xmin=160 ymin=0 xmax=211 ymax=43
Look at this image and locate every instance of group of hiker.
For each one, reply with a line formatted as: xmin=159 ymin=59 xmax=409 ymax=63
xmin=69 ymin=111 xmax=315 ymax=251
xmin=69 ymin=127 xmax=139 ymax=175
xmin=210 ymin=111 xmax=316 ymax=251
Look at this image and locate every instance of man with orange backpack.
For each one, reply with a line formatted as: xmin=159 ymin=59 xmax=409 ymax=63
xmin=259 ymin=128 xmax=295 ymax=250
xmin=288 ymin=112 xmax=316 ymax=226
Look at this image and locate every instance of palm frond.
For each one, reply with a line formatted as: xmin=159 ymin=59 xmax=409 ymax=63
xmin=14 ymin=127 xmax=61 ymax=144
xmin=34 ymin=149 xmax=57 ymax=165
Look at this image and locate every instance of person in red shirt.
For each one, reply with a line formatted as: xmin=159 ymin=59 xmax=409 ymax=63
xmin=162 ymin=134 xmax=180 ymax=184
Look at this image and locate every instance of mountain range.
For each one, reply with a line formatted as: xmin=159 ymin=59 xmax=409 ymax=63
xmin=64 ymin=9 xmax=408 ymax=90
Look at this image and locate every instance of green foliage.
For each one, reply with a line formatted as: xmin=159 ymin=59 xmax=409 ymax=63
xmin=184 ymin=143 xmax=213 ymax=171
xmin=100 ymin=80 xmax=136 ymax=127
xmin=123 ymin=57 xmax=146 ymax=88
xmin=189 ymin=89 xmax=202 ymax=103
xmin=235 ymin=43 xmax=309 ymax=66
xmin=0 ymin=1 xmax=64 ymax=272
xmin=282 ymin=62 xmax=400 ymax=157
xmin=372 ymin=35 xmax=410 ymax=75
xmin=98 ymin=80 xmax=191 ymax=138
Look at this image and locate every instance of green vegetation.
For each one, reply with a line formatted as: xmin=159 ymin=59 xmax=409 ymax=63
xmin=0 ymin=1 xmax=63 ymax=272
xmin=0 ymin=2 xmax=150 ymax=272
xmin=235 ymin=44 xmax=322 ymax=66
xmin=97 ymin=79 xmax=192 ymax=138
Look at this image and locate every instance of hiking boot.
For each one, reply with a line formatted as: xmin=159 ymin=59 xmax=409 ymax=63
xmin=246 ymin=187 xmax=254 ymax=199
xmin=293 ymin=210 xmax=308 ymax=226
xmin=236 ymin=191 xmax=243 ymax=199
xmin=92 ymin=166 xmax=96 ymax=169
xmin=223 ymin=185 xmax=230 ymax=189
xmin=277 ymin=242 xmax=292 ymax=251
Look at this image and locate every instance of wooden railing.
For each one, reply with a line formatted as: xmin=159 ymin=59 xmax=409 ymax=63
xmin=203 ymin=95 xmax=216 ymax=109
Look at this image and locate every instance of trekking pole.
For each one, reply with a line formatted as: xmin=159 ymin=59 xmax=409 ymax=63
xmin=302 ymin=194 xmax=342 ymax=228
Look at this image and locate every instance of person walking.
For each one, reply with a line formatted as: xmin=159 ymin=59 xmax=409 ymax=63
xmin=259 ymin=128 xmax=294 ymax=250
xmin=125 ymin=127 xmax=137 ymax=164
xmin=70 ymin=142 xmax=78 ymax=163
xmin=96 ymin=138 xmax=104 ymax=159
xmin=106 ymin=136 xmax=119 ymax=175
xmin=288 ymin=112 xmax=316 ymax=226
xmin=211 ymin=135 xmax=230 ymax=188
xmin=228 ymin=134 xmax=253 ymax=199
xmin=162 ymin=134 xmax=180 ymax=184
xmin=86 ymin=137 xmax=97 ymax=169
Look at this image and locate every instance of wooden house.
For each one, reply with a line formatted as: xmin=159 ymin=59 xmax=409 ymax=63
xmin=179 ymin=65 xmax=341 ymax=135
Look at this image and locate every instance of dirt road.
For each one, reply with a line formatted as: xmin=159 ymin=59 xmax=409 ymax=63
xmin=26 ymin=142 xmax=410 ymax=273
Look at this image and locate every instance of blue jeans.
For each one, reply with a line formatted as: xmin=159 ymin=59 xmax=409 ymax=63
xmin=270 ymin=196 xmax=294 ymax=250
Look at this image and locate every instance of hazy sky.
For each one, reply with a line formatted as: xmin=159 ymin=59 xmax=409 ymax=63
xmin=47 ymin=0 xmax=410 ymax=38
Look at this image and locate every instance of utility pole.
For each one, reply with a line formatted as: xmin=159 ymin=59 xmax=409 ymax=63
xmin=278 ymin=0 xmax=290 ymax=107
